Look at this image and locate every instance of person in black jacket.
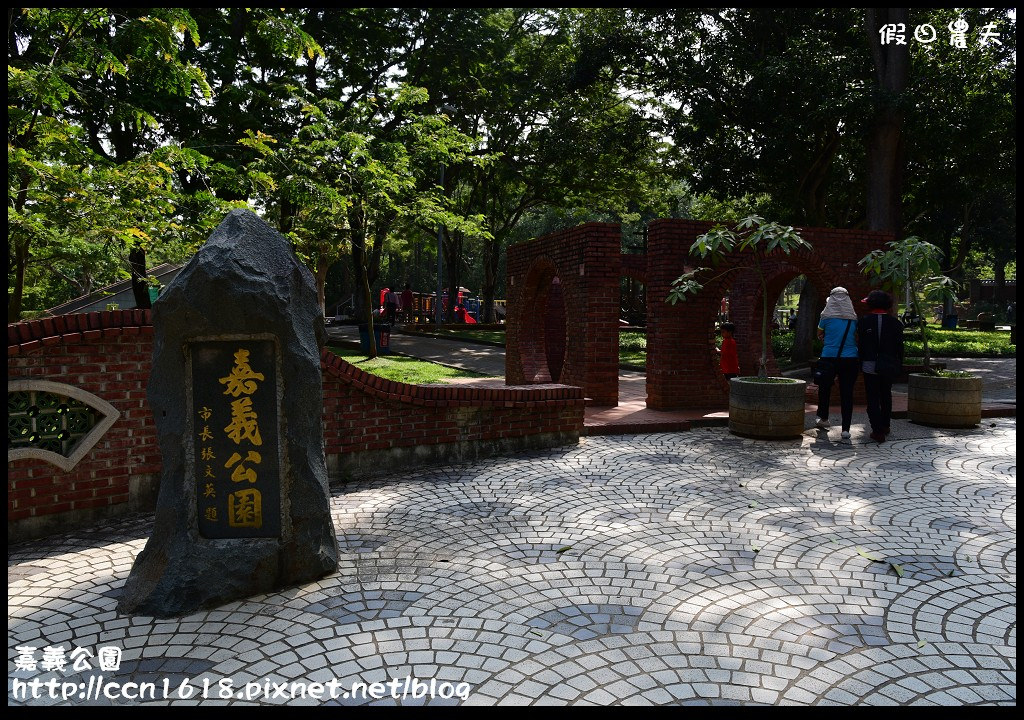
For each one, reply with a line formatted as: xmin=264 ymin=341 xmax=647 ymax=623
xmin=857 ymin=290 xmax=905 ymax=443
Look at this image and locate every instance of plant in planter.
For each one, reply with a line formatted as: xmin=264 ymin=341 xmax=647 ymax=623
xmin=859 ymin=236 xmax=981 ymax=428
xmin=667 ymin=215 xmax=812 ymax=439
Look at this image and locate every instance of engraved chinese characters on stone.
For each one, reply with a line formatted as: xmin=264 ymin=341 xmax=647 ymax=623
xmin=191 ymin=340 xmax=280 ymax=539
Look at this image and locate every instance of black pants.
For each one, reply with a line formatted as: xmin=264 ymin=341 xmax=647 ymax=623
xmin=817 ymin=357 xmax=859 ymax=431
xmin=863 ymin=371 xmax=894 ymax=434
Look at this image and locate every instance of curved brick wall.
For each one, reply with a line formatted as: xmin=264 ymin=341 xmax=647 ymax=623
xmin=8 ymin=311 xmax=584 ymax=541
xmin=320 ymin=350 xmax=584 ymax=477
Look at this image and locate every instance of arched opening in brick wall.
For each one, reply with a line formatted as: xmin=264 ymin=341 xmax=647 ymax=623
xmin=545 ymin=276 xmax=567 ymax=382
xmin=518 ymin=256 xmax=567 ymax=383
xmin=620 ymin=270 xmax=646 ymax=327
xmin=705 ymin=252 xmax=848 ymax=380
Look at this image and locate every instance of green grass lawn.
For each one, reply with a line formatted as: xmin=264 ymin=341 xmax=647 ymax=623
xmin=326 ymin=345 xmax=487 ymax=384
xmin=903 ymin=327 xmax=1015 ymax=358
xmin=619 ymin=330 xmax=647 ymax=368
xmin=773 ymin=326 xmax=1014 ymax=361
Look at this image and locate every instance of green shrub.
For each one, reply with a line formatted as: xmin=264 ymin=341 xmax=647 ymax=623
xmin=771 ymin=331 xmax=794 ymax=359
xmin=903 ymin=327 xmax=1014 ymax=357
xmin=934 ymin=369 xmax=977 ymax=378
xmin=619 ymin=330 xmax=647 ymax=367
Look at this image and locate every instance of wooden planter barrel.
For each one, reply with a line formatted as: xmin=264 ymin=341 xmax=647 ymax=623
xmin=907 ymin=373 xmax=983 ymax=428
xmin=728 ymin=377 xmax=807 ymax=439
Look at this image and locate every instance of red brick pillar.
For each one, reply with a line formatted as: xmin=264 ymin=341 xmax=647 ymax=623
xmin=646 ymin=220 xmax=729 ymax=410
xmin=506 ymin=223 xmax=620 ymax=405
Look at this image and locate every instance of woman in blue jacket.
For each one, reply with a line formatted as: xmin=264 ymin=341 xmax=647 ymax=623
xmin=815 ymin=287 xmax=860 ymax=439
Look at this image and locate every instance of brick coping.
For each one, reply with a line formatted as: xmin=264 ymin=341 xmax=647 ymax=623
xmin=8 ymin=310 xmax=154 ymax=355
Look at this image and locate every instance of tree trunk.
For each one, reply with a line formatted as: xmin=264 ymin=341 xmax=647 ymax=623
xmin=129 ymin=245 xmax=152 ymax=309
xmin=444 ymin=229 xmax=464 ymax=323
xmin=865 ymin=8 xmax=909 ymax=234
xmin=908 ymin=275 xmax=930 ymax=367
xmin=797 ymin=131 xmax=840 ymax=226
xmin=993 ymin=257 xmax=1008 ymax=305
xmin=481 ymin=234 xmax=501 ymax=323
xmin=8 ymin=237 xmax=29 ymax=322
xmin=315 ymin=255 xmax=330 ymax=317
xmin=367 ymin=211 xmax=396 ymax=291
xmin=791 ymin=279 xmax=822 ymax=363
xmin=349 ymin=206 xmax=375 ymax=358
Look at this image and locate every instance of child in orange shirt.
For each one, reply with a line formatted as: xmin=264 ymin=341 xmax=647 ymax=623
xmin=719 ymin=322 xmax=739 ymax=379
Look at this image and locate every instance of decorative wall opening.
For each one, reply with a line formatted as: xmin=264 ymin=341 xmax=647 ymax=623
xmin=517 ymin=256 xmax=560 ymax=383
xmin=505 ymin=223 xmax=622 ymax=406
xmin=7 ymin=380 xmax=120 ymax=472
xmin=8 ymin=389 xmax=95 ymax=455
xmin=544 ymin=276 xmax=567 ymax=383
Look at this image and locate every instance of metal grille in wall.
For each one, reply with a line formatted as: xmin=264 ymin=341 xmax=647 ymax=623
xmin=8 ymin=390 xmax=96 ymax=457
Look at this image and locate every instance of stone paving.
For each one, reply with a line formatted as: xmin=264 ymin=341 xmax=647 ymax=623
xmin=8 ymin=418 xmax=1016 ymax=706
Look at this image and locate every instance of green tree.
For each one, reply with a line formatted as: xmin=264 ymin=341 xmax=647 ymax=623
xmin=8 ymin=7 xmax=213 ymax=320
xmin=860 ymin=236 xmax=957 ymax=368
xmin=900 ymin=8 xmax=1015 ymax=304
xmin=668 ymin=215 xmax=811 ymax=378
xmin=613 ymin=8 xmax=873 ymax=228
xmin=403 ymin=8 xmax=668 ymax=321
xmin=240 ymin=85 xmax=489 ymax=355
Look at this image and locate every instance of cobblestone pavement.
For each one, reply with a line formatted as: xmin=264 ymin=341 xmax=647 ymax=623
xmin=9 ymin=419 xmax=1016 ymax=706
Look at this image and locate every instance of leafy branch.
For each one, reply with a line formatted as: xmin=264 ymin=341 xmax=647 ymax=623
xmin=859 ymin=236 xmax=958 ymax=369
xmin=666 ymin=215 xmax=810 ymax=379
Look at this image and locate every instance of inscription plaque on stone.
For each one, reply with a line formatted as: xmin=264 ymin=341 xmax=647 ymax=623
xmin=190 ymin=339 xmax=281 ymax=539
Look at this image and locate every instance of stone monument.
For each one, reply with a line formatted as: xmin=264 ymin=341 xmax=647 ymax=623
xmin=118 ymin=209 xmax=339 ymax=617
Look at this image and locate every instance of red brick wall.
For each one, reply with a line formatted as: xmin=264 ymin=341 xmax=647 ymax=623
xmin=9 ymin=311 xmax=584 ymax=536
xmin=8 ymin=311 xmax=160 ymax=525
xmin=320 ymin=353 xmax=584 ymax=458
xmin=646 ymin=220 xmax=894 ymax=410
xmin=506 ymin=223 xmax=621 ymax=405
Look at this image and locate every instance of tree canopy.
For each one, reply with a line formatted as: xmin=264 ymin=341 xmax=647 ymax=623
xmin=8 ymin=8 xmax=1016 ymax=322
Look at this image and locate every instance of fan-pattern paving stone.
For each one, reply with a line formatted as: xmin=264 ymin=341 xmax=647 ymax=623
xmin=8 ymin=419 xmax=1016 ymax=706
xmin=780 ymin=642 xmax=1015 ymax=705
xmin=885 ymin=576 xmax=1017 ymax=646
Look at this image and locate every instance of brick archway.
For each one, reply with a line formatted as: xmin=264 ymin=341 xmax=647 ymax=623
xmin=646 ymin=220 xmax=893 ymax=410
xmin=507 ymin=219 xmax=893 ymax=411
xmin=725 ymin=251 xmax=854 ymax=381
